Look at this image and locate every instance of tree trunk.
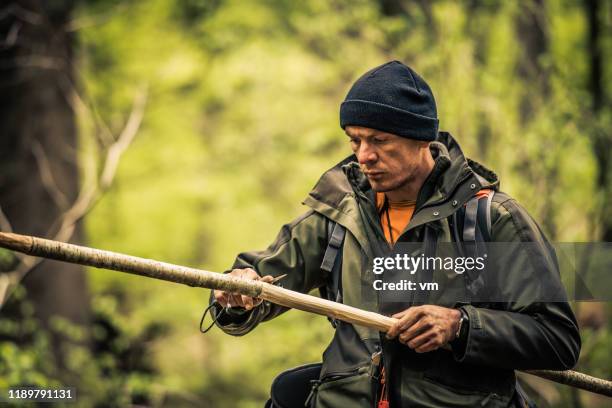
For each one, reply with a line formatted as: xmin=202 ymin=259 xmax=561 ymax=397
xmin=516 ymin=0 xmax=550 ymax=109
xmin=513 ymin=0 xmax=562 ymax=239
xmin=0 ymin=0 xmax=90 ymax=359
xmin=585 ymin=0 xmax=611 ymax=241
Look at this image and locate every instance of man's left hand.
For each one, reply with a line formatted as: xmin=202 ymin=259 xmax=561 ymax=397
xmin=386 ymin=305 xmax=461 ymax=353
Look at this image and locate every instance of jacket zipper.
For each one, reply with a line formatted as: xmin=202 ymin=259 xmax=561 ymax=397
xmin=304 ymin=366 xmax=368 ymax=407
xmin=353 ymin=190 xmax=392 ymax=246
xmin=393 ymin=172 xmax=474 ymax=244
xmin=320 ymin=366 xmax=366 ymax=382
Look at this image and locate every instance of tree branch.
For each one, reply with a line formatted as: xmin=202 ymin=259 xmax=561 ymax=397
xmin=100 ymin=86 xmax=147 ymax=188
xmin=0 ymin=84 xmax=149 ymax=307
xmin=32 ymin=139 xmax=70 ymax=210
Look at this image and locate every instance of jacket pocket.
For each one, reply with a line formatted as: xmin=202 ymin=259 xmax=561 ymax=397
xmin=311 ymin=367 xmax=374 ymax=408
xmin=422 ymin=350 xmax=515 ymax=397
xmin=404 ymin=376 xmax=512 ymax=408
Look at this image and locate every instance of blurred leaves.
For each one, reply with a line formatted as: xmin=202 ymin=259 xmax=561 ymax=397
xmin=1 ymin=0 xmax=609 ymax=406
xmin=0 ymin=285 xmax=168 ymax=407
xmin=78 ymin=0 xmax=611 ymax=406
xmin=0 ymin=249 xmax=19 ymax=272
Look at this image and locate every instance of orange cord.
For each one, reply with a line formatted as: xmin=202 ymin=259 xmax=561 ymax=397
xmin=378 ymin=367 xmax=389 ymax=408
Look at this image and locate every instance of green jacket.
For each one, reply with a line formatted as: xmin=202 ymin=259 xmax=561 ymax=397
xmin=213 ymin=132 xmax=581 ymax=407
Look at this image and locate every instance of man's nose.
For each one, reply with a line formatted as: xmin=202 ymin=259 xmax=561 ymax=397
xmin=357 ymin=143 xmax=378 ymax=165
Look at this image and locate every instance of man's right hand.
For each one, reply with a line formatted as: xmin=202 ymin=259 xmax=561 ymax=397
xmin=213 ymin=268 xmax=274 ymax=311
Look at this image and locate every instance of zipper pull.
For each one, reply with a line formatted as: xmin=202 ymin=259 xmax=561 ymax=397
xmin=369 ymin=350 xmax=382 ymax=379
xmin=304 ymin=379 xmax=320 ymax=408
xmin=480 ymin=392 xmax=493 ymax=406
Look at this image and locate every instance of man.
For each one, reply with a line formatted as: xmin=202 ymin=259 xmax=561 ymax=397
xmin=212 ymin=61 xmax=581 ymax=407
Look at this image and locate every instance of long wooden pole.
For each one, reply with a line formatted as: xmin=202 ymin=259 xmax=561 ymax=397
xmin=0 ymin=232 xmax=610 ymax=397
xmin=0 ymin=232 xmax=393 ymax=331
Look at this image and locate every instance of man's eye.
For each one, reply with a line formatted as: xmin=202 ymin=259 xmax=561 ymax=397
xmin=373 ymin=138 xmax=386 ymax=144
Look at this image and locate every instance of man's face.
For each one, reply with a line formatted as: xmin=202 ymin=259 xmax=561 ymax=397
xmin=345 ymin=126 xmax=430 ymax=193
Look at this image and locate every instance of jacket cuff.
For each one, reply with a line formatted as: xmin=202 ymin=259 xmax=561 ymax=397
xmin=452 ymin=304 xmax=481 ymax=363
xmin=207 ymin=290 xmax=264 ymax=336
xmin=213 ymin=303 xmax=251 ymax=326
xmin=450 ymin=307 xmax=469 ymax=358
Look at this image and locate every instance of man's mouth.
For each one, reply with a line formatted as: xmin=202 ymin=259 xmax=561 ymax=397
xmin=365 ymin=171 xmax=384 ymax=180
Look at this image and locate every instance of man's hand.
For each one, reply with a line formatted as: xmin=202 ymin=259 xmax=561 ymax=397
xmin=213 ymin=268 xmax=274 ymax=311
xmin=386 ymin=305 xmax=461 ymax=353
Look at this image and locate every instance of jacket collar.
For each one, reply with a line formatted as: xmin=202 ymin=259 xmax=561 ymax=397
xmin=307 ymin=133 xmax=498 ymax=207
xmin=303 ymin=132 xmax=499 ymax=241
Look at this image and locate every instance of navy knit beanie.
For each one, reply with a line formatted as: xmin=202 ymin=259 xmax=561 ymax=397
xmin=340 ymin=61 xmax=439 ymax=141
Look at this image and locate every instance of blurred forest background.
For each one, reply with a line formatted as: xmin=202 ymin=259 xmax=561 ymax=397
xmin=0 ymin=0 xmax=610 ymax=407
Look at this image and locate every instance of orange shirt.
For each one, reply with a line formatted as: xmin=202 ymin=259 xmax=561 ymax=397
xmin=376 ymin=189 xmax=493 ymax=245
xmin=376 ymin=192 xmax=416 ymax=245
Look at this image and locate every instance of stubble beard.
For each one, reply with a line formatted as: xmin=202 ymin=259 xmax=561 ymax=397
xmin=370 ymin=172 xmax=415 ymax=194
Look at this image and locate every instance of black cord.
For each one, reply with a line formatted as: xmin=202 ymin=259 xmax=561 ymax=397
xmin=383 ymin=196 xmax=394 ymax=244
xmin=199 ymin=301 xmax=223 ymax=334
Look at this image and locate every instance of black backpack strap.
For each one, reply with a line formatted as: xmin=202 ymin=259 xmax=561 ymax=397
xmin=452 ymin=190 xmax=495 ymax=299
xmin=321 ymin=220 xmax=345 ymax=275
xmin=452 ymin=190 xmax=495 ymax=241
xmin=319 ymin=219 xmax=346 ymax=327
xmin=451 ymin=210 xmax=464 ymax=256
xmin=464 ymin=196 xmax=486 ymax=298
xmin=463 ymin=195 xmax=480 ymax=243
xmin=484 ymin=189 xmax=494 ymax=237
xmin=474 ymin=191 xmax=494 ymax=242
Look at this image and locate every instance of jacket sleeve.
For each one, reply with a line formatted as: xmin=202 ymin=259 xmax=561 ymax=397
xmin=209 ymin=209 xmax=330 ymax=336
xmin=455 ymin=198 xmax=581 ymax=370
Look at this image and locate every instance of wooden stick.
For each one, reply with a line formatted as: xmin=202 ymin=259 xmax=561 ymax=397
xmin=260 ymin=283 xmax=394 ymax=332
xmin=0 ymin=232 xmax=610 ymax=397
xmin=0 ymin=232 xmax=393 ymax=330
xmin=523 ymin=370 xmax=612 ymax=397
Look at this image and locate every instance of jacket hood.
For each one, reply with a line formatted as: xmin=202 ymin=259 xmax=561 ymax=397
xmin=305 ymin=131 xmax=499 ymax=217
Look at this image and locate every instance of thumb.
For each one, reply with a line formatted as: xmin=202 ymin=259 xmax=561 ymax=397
xmin=259 ymin=275 xmax=275 ymax=283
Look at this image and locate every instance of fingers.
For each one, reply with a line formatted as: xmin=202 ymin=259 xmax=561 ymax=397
xmin=414 ymin=337 xmax=442 ymax=353
xmin=242 ymin=268 xmax=260 ymax=280
xmin=213 ymin=291 xmax=242 ymax=309
xmin=387 ymin=316 xmax=407 ymax=339
xmin=228 ymin=292 xmax=243 ymax=308
xmin=213 ymin=290 xmax=229 ymax=307
xmin=214 ymin=271 xmax=279 ymax=310
xmin=400 ymin=327 xmax=435 ymax=349
xmin=241 ymin=294 xmax=254 ymax=310
xmin=387 ymin=307 xmax=422 ymax=339
xmin=260 ymin=275 xmax=274 ymax=283
xmin=251 ymin=275 xmax=274 ymax=307
xmin=393 ymin=306 xmax=425 ymax=330
xmin=213 ymin=288 xmax=247 ymax=309
xmin=398 ymin=318 xmax=430 ymax=344
xmin=386 ymin=322 xmax=399 ymax=339
xmin=389 ymin=305 xmax=458 ymax=353
xmin=391 ymin=308 xmax=410 ymax=319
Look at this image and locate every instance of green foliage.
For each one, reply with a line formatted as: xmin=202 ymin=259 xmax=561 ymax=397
xmin=3 ymin=0 xmax=609 ymax=406
xmin=0 ymin=248 xmax=18 ymax=272
xmin=0 ymin=286 xmax=167 ymax=407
